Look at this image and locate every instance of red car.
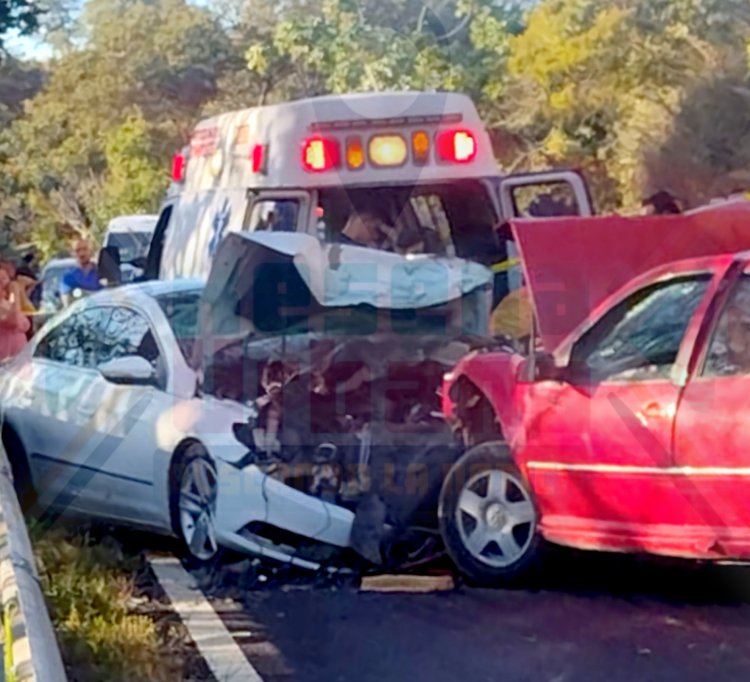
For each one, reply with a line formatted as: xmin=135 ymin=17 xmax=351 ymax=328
xmin=439 ymin=201 xmax=750 ymax=584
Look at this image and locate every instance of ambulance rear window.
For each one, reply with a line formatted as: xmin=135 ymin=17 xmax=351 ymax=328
xmin=247 ymin=199 xmax=299 ymax=232
xmin=409 ymin=195 xmax=452 ymax=250
xmin=510 ymin=182 xmax=581 ymax=217
xmin=316 ymin=180 xmax=497 ymax=261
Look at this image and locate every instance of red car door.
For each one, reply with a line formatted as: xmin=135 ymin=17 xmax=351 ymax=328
xmin=519 ymin=272 xmax=716 ymax=553
xmin=673 ymin=265 xmax=750 ymax=559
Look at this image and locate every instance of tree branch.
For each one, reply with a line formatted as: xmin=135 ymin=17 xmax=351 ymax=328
xmin=416 ymin=4 xmax=428 ymax=33
xmin=438 ymin=10 xmax=472 ymax=41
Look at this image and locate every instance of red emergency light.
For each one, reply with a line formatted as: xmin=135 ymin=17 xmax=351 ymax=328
xmin=436 ymin=129 xmax=477 ymax=164
xmin=251 ymin=144 xmax=266 ymax=173
xmin=171 ymin=152 xmax=186 ymax=182
xmin=302 ymin=136 xmax=341 ymax=172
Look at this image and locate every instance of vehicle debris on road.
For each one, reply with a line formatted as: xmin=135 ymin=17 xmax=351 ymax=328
xmin=360 ymin=574 xmax=455 ymax=593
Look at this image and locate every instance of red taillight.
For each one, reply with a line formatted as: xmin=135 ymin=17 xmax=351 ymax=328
xmin=302 ymin=136 xmax=341 ymax=172
xmin=436 ymin=129 xmax=477 ymax=164
xmin=171 ymin=152 xmax=186 ymax=182
xmin=251 ymin=144 xmax=266 ymax=173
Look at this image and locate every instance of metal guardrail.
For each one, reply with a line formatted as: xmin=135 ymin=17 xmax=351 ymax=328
xmin=0 ymin=442 xmax=67 ymax=682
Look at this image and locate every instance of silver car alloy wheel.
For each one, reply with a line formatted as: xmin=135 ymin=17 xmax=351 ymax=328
xmin=178 ymin=457 xmax=219 ymax=561
xmin=455 ymin=468 xmax=536 ymax=568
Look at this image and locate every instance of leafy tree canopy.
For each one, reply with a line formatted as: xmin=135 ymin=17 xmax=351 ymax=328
xmin=2 ymin=0 xmax=750 ymax=258
xmin=3 ymin=0 xmax=231 ymax=256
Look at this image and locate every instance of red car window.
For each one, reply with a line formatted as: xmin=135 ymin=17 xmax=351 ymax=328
xmin=703 ymin=274 xmax=750 ymax=377
xmin=570 ymin=275 xmax=711 ymax=382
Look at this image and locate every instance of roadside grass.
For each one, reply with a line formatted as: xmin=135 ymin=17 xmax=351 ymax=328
xmin=29 ymin=521 xmax=190 ymax=682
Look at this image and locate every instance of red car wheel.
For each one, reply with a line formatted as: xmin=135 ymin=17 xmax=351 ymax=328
xmin=439 ymin=442 xmax=542 ymax=586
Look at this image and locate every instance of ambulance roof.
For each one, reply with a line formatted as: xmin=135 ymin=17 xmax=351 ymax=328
xmin=175 ymin=91 xmax=498 ymax=194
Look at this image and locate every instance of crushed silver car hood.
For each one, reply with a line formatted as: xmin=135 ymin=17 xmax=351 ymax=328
xmin=195 ymin=232 xmax=493 ymax=369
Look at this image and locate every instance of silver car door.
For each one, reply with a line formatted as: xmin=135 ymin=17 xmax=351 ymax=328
xmin=78 ymin=305 xmax=170 ymax=527
xmin=25 ymin=307 xmax=111 ymax=516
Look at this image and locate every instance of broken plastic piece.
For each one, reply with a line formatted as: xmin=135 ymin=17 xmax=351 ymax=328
xmin=360 ymin=574 xmax=455 ymax=593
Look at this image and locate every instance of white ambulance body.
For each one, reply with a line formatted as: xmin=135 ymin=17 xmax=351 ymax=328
xmin=148 ymin=91 xmax=591 ymax=286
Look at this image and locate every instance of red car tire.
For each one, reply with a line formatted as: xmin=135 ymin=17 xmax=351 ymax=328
xmin=439 ymin=442 xmax=542 ymax=586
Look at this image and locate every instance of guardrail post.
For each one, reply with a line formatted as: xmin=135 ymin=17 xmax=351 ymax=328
xmin=0 ymin=442 xmax=67 ymax=682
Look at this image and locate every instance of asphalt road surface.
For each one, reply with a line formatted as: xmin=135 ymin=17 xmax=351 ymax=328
xmin=207 ymin=550 xmax=750 ymax=682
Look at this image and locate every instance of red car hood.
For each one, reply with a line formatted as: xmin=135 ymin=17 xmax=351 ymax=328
xmin=511 ymin=200 xmax=750 ymax=353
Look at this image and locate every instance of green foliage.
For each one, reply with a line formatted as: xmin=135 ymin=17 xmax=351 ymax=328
xmin=2 ymin=0 xmax=231 ymax=255
xmin=0 ymin=57 xmax=44 ymax=256
xmin=494 ymin=0 xmax=750 ymax=210
xmin=35 ymin=0 xmax=77 ymax=52
xmin=2 ymin=0 xmax=750 ymax=257
xmin=247 ymin=0 xmax=520 ymax=98
xmin=32 ymin=527 xmax=182 ymax=682
xmin=90 ymin=114 xmax=165 ymax=239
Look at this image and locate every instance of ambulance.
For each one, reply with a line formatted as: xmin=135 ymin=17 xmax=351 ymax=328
xmin=146 ymin=91 xmax=592 ymax=296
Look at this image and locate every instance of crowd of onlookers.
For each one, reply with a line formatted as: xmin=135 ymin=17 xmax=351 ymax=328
xmin=0 ymin=259 xmax=35 ymax=360
xmin=0 ymin=237 xmax=103 ymax=362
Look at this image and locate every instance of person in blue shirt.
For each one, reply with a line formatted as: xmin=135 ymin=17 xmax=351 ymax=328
xmin=60 ymin=238 xmax=102 ymax=306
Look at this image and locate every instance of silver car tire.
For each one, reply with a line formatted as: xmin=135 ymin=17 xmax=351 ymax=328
xmin=171 ymin=444 xmax=219 ymax=563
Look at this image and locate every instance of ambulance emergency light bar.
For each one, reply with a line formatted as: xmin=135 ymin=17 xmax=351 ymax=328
xmin=301 ymin=128 xmax=478 ymax=172
xmin=173 ymin=110 xmax=479 ymax=179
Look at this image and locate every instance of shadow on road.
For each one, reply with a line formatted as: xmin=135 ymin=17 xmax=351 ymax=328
xmin=67 ymin=524 xmax=750 ymax=682
xmin=526 ymin=546 xmax=750 ymax=606
xmin=92 ymin=522 xmax=750 ymax=605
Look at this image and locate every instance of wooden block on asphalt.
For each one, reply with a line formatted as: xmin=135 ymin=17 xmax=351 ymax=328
xmin=360 ymin=574 xmax=455 ymax=593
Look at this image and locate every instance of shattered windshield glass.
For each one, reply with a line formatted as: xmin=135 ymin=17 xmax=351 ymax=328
xmin=571 ymin=275 xmax=710 ymax=381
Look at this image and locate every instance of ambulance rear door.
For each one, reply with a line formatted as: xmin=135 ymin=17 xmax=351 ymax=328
xmin=497 ymin=169 xmax=594 ymax=220
xmin=493 ymin=169 xmax=594 ymax=296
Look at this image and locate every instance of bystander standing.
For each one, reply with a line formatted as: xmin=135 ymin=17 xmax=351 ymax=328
xmin=0 ymin=261 xmax=31 ymax=360
xmin=60 ymin=238 xmax=102 ymax=306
